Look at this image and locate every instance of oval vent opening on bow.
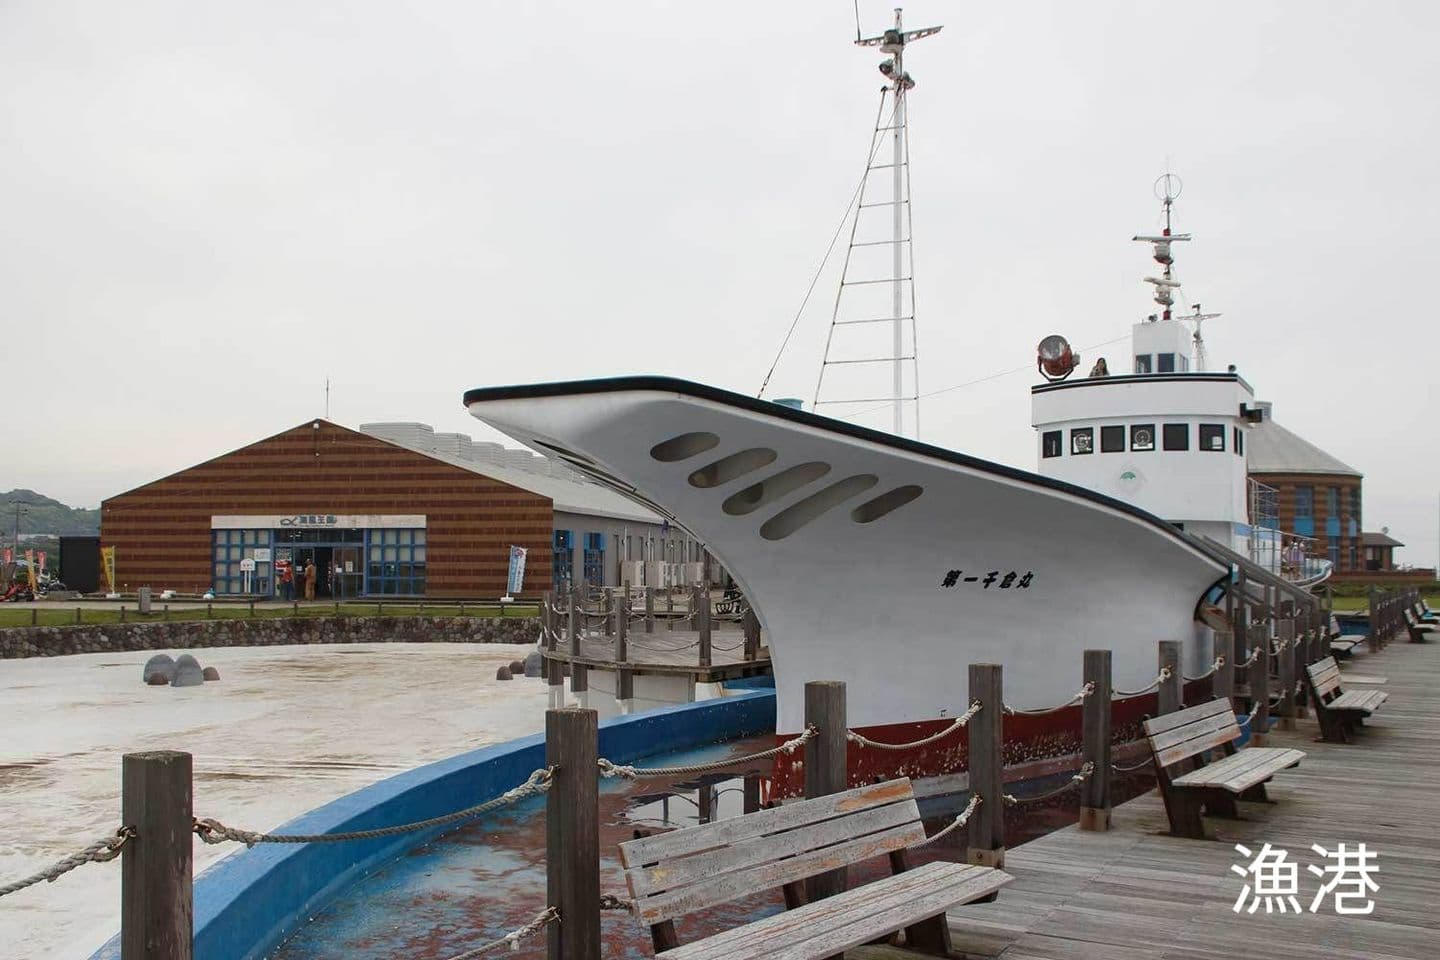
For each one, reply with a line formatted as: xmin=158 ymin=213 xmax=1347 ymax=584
xmin=688 ymin=448 xmax=779 ymax=489
xmin=851 ymin=485 xmax=924 ymax=523
xmin=760 ymin=475 xmax=879 ymax=540
xmin=650 ymin=432 xmax=720 ymax=463
xmin=722 ymin=462 xmax=832 ymax=516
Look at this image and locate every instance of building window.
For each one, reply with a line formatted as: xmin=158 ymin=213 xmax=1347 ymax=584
xmin=1162 ymin=423 xmax=1189 ymax=451
xmin=1070 ymin=427 xmax=1094 ymax=455
xmin=553 ymin=529 xmax=574 ymax=589
xmin=211 ymin=529 xmax=272 ymax=596
xmin=1348 ymin=518 xmax=1357 ymax=538
xmin=1042 ymin=430 xmax=1062 ymax=458
xmin=1349 ymin=545 xmax=1357 ymax=570
xmin=1350 ymin=488 xmax=1360 ymax=534
xmin=1198 ymin=424 xmax=1225 ymax=452
xmin=1233 ymin=427 xmax=1244 ymax=456
xmin=1157 ymin=353 xmax=1176 ymax=373
xmin=365 ymin=528 xmax=427 ymax=596
xmin=582 ymin=532 xmax=605 ymax=585
xmin=1131 ymin=424 xmax=1156 ymax=451
xmin=1177 ymin=354 xmax=1189 ymax=372
xmin=1134 ymin=354 xmax=1152 ymax=374
xmin=1327 ymin=487 xmax=1339 ymax=516
xmin=1294 ymin=486 xmax=1314 ymax=537
xmin=1328 ymin=544 xmax=1339 ymax=568
xmin=1100 ymin=425 xmax=1125 ymax=453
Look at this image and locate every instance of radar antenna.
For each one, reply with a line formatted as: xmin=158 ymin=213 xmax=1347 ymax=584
xmin=812 ymin=7 xmax=941 ymax=439
xmin=1132 ymin=173 xmax=1191 ymax=322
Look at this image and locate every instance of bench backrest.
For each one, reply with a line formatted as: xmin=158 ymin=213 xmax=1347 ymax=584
xmin=617 ymin=777 xmax=924 ymax=925
xmin=1306 ymin=656 xmax=1342 ymax=699
xmin=1328 ymin=615 xmax=1341 ymax=638
xmin=1141 ymin=698 xmax=1240 ymax=769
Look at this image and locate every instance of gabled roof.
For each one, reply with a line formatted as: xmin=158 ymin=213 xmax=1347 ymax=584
xmin=1361 ymin=531 xmax=1404 ymax=548
xmin=1246 ymin=409 xmax=1361 ymax=478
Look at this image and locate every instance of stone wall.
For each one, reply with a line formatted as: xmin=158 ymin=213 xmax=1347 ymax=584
xmin=0 ymin=616 xmax=540 ymax=659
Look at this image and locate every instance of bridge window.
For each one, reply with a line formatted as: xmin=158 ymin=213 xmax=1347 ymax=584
xmin=1134 ymin=354 xmax=1152 ymax=374
xmin=1131 ymin=424 xmax=1155 ymax=451
xmin=1162 ymin=423 xmax=1189 ymax=451
xmin=1233 ymin=427 xmax=1244 ymax=456
xmin=1157 ymin=353 xmax=1176 ymax=373
xmin=1100 ymin=425 xmax=1125 ymax=453
xmin=1199 ymin=424 xmax=1225 ymax=451
xmin=1042 ymin=430 xmax=1062 ymax=458
xmin=1070 ymin=427 xmax=1094 ymax=455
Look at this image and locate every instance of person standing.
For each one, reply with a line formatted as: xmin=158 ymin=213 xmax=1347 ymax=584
xmin=304 ymin=558 xmax=317 ymax=601
xmin=279 ymin=562 xmax=294 ymax=601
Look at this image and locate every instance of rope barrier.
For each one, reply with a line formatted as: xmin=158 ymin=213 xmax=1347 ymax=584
xmin=1240 ymin=647 xmax=1262 ymax=667
xmin=846 ymin=701 xmax=982 ymax=751
xmin=1113 ymin=667 xmax=1173 ymax=698
xmin=439 ymin=906 xmax=559 ymax=959
xmin=598 ymin=727 xmax=818 ymax=779
xmin=1183 ymin=656 xmax=1226 ymax=682
xmin=0 ymin=827 xmax=134 ymax=899
xmin=909 ymin=795 xmax=980 ymax=848
xmin=599 ymin=893 xmax=633 ymax=912
xmin=194 ymin=768 xmax=554 ymax=847
xmin=1003 ymin=762 xmax=1093 ymax=806
xmin=1111 ymin=756 xmax=1155 ymax=774
xmin=1005 ymin=682 xmax=1094 ymax=716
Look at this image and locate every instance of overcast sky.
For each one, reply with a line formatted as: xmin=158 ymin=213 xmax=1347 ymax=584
xmin=3 ymin=1 xmax=1436 ymax=567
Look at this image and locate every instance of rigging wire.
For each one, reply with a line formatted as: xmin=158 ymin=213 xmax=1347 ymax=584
xmin=757 ymin=92 xmax=899 ymax=399
xmin=836 ymin=334 xmax=1132 ymax=422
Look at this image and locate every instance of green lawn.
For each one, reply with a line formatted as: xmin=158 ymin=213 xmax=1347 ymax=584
xmin=0 ymin=602 xmax=537 ymax=629
xmin=1329 ymin=595 xmax=1436 ymax=613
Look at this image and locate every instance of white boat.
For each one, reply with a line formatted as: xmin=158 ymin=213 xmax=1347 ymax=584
xmin=464 ymin=12 xmax=1324 ymax=785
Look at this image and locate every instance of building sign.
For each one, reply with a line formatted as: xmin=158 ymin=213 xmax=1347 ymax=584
xmin=239 ymin=558 xmax=257 ymax=572
xmin=253 ymin=548 xmax=272 ymax=562
xmin=211 ymin=515 xmax=426 ymax=530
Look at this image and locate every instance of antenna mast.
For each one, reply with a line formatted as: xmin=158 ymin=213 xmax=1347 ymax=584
xmin=812 ymin=7 xmax=941 ymax=438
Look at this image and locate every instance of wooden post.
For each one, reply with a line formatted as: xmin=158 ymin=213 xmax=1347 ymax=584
xmin=1213 ymin=629 xmax=1235 ymax=706
xmin=1294 ymin=610 xmax=1310 ymax=718
xmin=120 ymin=606 xmax=126 ymax=623
xmin=570 ymin=663 xmax=588 ymax=708
xmin=803 ymin=680 xmax=848 ymax=901
xmin=742 ymin=772 xmax=761 ymax=814
xmin=616 ymin=668 xmax=634 ymax=714
xmin=75 ymin=606 xmax=82 ymax=625
xmin=697 ymin=587 xmax=712 ymax=668
xmin=206 ymin=603 xmax=213 ymax=620
xmin=1157 ymin=640 xmax=1182 ymax=716
xmin=966 ymin=663 xmax=1004 ymax=869
xmin=1079 ymin=650 xmax=1112 ymax=831
xmin=292 ymin=601 xmax=298 ymax=616
xmin=31 ymin=607 xmax=37 ymax=626
xmin=1276 ymin=618 xmax=1296 ymax=729
xmin=546 ymin=657 xmax=565 ymax=709
xmin=666 ymin=590 xmax=674 ymax=631
xmin=614 ymin=590 xmax=628 ymax=664
xmin=546 ymin=709 xmax=600 ymax=960
xmin=1249 ymin=623 xmax=1270 ymax=746
xmin=121 ymin=751 xmax=193 ymax=960
xmin=603 ymin=588 xmax=614 ymax=638
xmin=163 ymin=604 xmax=169 ymax=621
xmin=742 ymin=606 xmax=760 ymax=662
xmin=567 ymin=589 xmax=578 ymax=650
xmin=644 ymin=586 xmax=654 ymax=633
xmin=541 ymin=591 xmax=554 ymax=652
xmin=697 ymin=781 xmax=715 ymax=824
xmin=249 ymin=599 xmax=255 ymax=618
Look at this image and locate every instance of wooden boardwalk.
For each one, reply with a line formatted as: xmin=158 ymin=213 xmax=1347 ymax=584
xmin=934 ymin=637 xmax=1439 ymax=960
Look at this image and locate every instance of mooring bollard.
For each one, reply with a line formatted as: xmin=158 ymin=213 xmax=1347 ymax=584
xmin=546 ymin=708 xmax=600 ymax=960
xmin=1158 ymin=641 xmax=1182 ymax=716
xmin=803 ymin=680 xmax=848 ymax=901
xmin=121 ymin=751 xmax=193 ymax=960
xmin=967 ymin=663 xmax=1004 ymax=870
xmin=1079 ymin=650 xmax=1112 ymax=831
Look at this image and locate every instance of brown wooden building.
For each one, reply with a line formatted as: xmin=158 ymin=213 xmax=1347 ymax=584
xmin=101 ymin=419 xmax=678 ymax=598
xmin=1246 ymin=402 xmax=1363 ymax=573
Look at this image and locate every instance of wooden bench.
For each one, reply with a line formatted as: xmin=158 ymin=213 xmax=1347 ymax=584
xmin=1403 ymin=607 xmax=1435 ymax=643
xmin=1305 ymin=656 xmax=1388 ymax=743
xmin=1143 ymin=698 xmax=1305 ymax=839
xmin=617 ymin=778 xmax=1011 ymax=959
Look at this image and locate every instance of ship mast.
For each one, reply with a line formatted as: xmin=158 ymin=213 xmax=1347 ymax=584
xmin=1132 ymin=173 xmax=1220 ymax=371
xmin=812 ymin=7 xmax=940 ymax=437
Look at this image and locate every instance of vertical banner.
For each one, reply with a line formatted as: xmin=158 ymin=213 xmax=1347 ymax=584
xmin=38 ymin=550 xmax=47 ymax=575
xmin=24 ymin=550 xmax=38 ymax=593
xmin=506 ymin=545 xmax=528 ymax=596
xmin=101 ymin=546 xmax=117 ymax=594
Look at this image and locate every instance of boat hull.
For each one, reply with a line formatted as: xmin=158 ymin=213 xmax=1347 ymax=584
xmin=465 ymin=378 xmax=1227 ymax=748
